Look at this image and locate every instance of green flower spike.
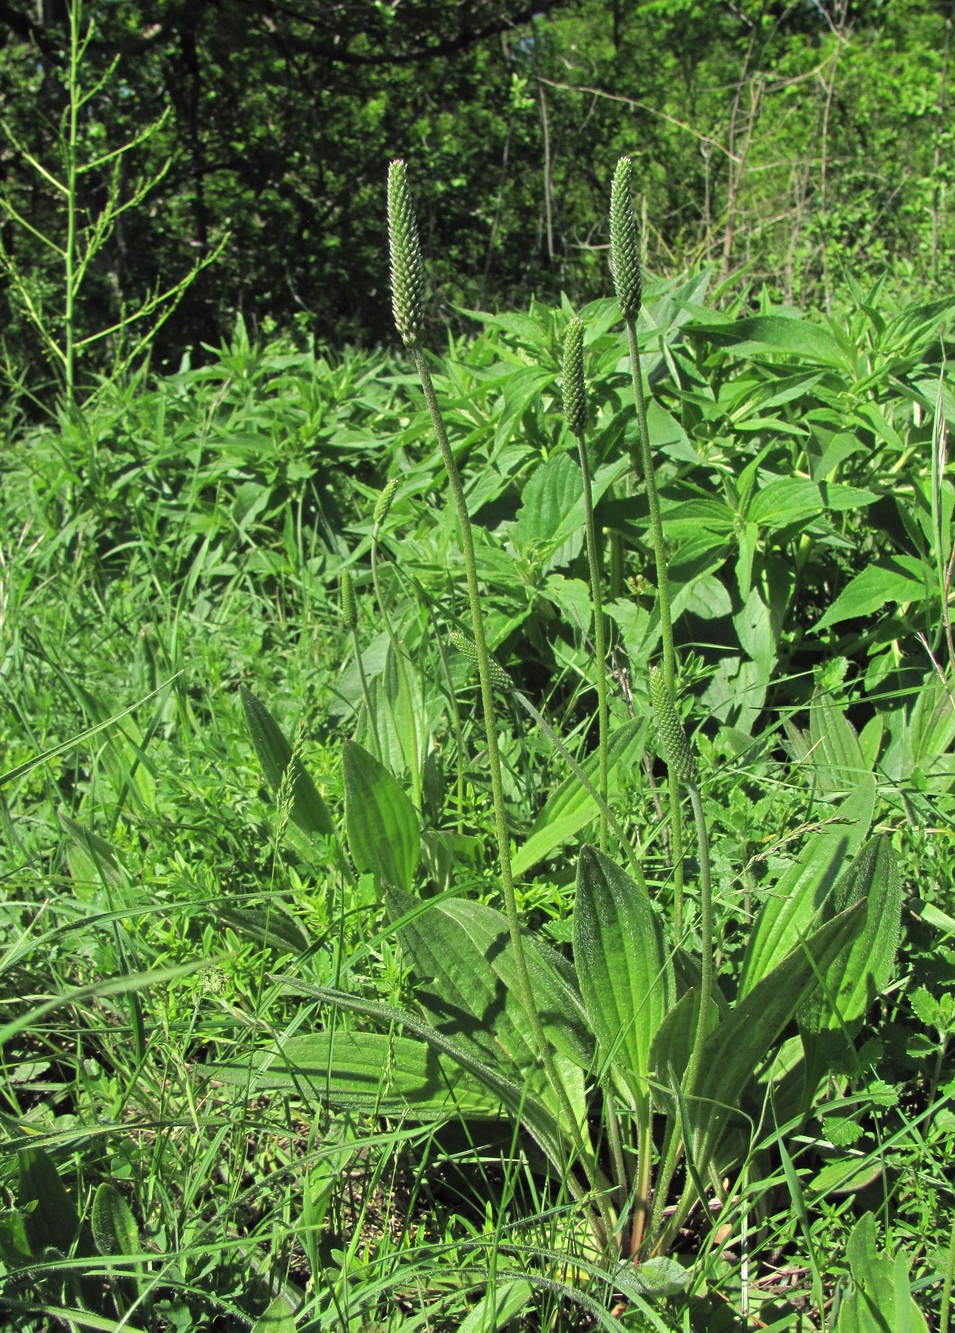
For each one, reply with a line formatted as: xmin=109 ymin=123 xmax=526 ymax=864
xmin=387 ymin=159 xmax=426 ymax=348
xmin=562 ymin=317 xmax=587 ymax=437
xmin=650 ymin=665 xmax=695 ymax=783
xmin=341 ymin=569 xmax=357 ymax=632
xmin=610 ymin=156 xmax=642 ymax=319
xmin=450 ymin=630 xmax=510 ymax=691
xmin=374 ymin=476 xmax=398 ymax=530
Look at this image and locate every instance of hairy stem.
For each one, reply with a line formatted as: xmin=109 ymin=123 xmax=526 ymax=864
xmin=626 ymin=315 xmax=685 ymax=935
xmin=412 ymin=345 xmax=614 ymax=1237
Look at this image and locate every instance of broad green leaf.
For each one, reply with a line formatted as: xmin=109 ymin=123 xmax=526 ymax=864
xmin=809 ymin=691 xmax=870 ymax=791
xmin=803 ymin=835 xmax=901 ymax=1032
xmin=513 ymin=719 xmax=647 ymax=877
xmin=835 ymin=1213 xmax=929 ymax=1333
xmin=688 ymin=315 xmax=852 ymax=369
xmin=379 ymin=641 xmax=424 ymax=785
xmin=271 ymin=978 xmax=573 ymax=1176
xmin=207 ymin=1029 xmax=503 ymax=1119
xmin=813 ymin=557 xmax=930 ymax=633
xmin=739 ymin=777 xmax=875 ymax=996
xmin=512 ymin=453 xmax=583 ymax=561
xmin=808 ymin=1156 xmax=883 ymax=1197
xmin=241 ymin=687 xmax=335 ymax=837
xmin=250 ymin=1294 xmax=298 ymax=1333
xmin=908 ymin=672 xmax=955 ymax=775
xmin=573 ymin=846 xmax=673 ymax=1106
xmin=60 ymin=817 xmax=126 ymax=892
xmin=91 ymin=1182 xmax=142 ymax=1304
xmin=648 ymin=986 xmax=717 ymax=1119
xmin=18 ymin=1146 xmax=86 ymax=1258
xmin=216 ymin=904 xmax=310 ymax=955
xmin=388 ymin=890 xmax=594 ymax=1076
xmin=344 ymin=740 xmax=419 ymax=891
xmin=91 ymin=1182 xmax=140 ymax=1259
xmin=0 ymin=1207 xmax=32 ymax=1267
xmin=458 ymin=1279 xmax=535 ymax=1332
xmin=745 ymin=478 xmax=879 ymax=531
xmin=690 ymin=901 xmax=867 ymax=1168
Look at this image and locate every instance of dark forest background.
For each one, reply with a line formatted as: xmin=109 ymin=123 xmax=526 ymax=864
xmin=1 ymin=0 xmax=952 ymax=397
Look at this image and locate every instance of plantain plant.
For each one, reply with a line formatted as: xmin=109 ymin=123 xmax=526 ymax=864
xmin=235 ymin=160 xmax=904 ymax=1273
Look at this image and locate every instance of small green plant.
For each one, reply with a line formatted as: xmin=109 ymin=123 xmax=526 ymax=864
xmin=239 ymin=160 xmax=908 ymax=1293
xmin=0 ymin=0 xmax=222 ymax=405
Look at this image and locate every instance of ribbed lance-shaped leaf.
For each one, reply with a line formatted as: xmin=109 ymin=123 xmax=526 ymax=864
xmin=269 ymin=978 xmax=573 ymax=1177
xmin=739 ymin=776 xmax=875 ymax=996
xmin=513 ymin=718 xmax=647 ymax=877
xmin=344 ymin=740 xmax=419 ymax=891
xmin=836 ymin=1213 xmax=929 ymax=1333
xmin=649 ymin=986 xmax=718 ymax=1119
xmin=91 ymin=1182 xmax=142 ymax=1305
xmin=687 ymin=900 xmax=866 ymax=1169
xmin=215 ymin=904 xmax=309 ymax=955
xmin=803 ymin=835 xmax=901 ymax=1033
xmin=241 ymin=688 xmax=335 ymax=838
xmin=573 ymin=845 xmax=673 ymax=1105
xmin=207 ymin=1029 xmax=503 ymax=1120
xmin=808 ymin=689 xmax=869 ymax=792
xmin=389 ymin=890 xmax=594 ymax=1077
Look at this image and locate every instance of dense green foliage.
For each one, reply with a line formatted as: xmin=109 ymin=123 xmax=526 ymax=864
xmin=1 ymin=0 xmax=953 ymax=400
xmin=2 ymin=265 xmax=954 ymax=1325
xmin=2 ymin=1 xmax=955 ymax=1327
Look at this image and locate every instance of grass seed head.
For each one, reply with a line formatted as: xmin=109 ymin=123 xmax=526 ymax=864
xmin=387 ymin=159 xmax=426 ymax=348
xmin=610 ymin=157 xmax=642 ymax=319
xmin=562 ymin=316 xmax=587 ymax=436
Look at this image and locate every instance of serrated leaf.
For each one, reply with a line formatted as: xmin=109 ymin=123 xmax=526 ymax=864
xmin=344 ymin=740 xmax=419 ymax=891
xmin=241 ymin=688 xmax=335 ymax=837
xmin=813 ymin=557 xmax=929 ymax=633
xmin=573 ymin=846 xmax=673 ymax=1109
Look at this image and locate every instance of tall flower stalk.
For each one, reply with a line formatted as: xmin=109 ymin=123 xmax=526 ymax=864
xmin=387 ymin=160 xmax=612 ymax=1237
xmin=563 ymin=316 xmax=609 ymax=852
xmin=610 ymin=156 xmax=686 ymax=936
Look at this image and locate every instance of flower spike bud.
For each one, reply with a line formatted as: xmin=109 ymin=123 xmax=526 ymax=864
xmin=650 ymin=666 xmax=695 ymax=783
xmin=562 ymin=316 xmax=587 ymax=437
xmin=387 ymin=159 xmax=426 ymax=348
xmin=610 ymin=157 xmax=642 ymax=319
xmin=450 ymin=630 xmax=510 ymax=690
xmin=374 ymin=476 xmax=399 ymax=530
xmin=341 ymin=569 xmax=357 ymax=631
